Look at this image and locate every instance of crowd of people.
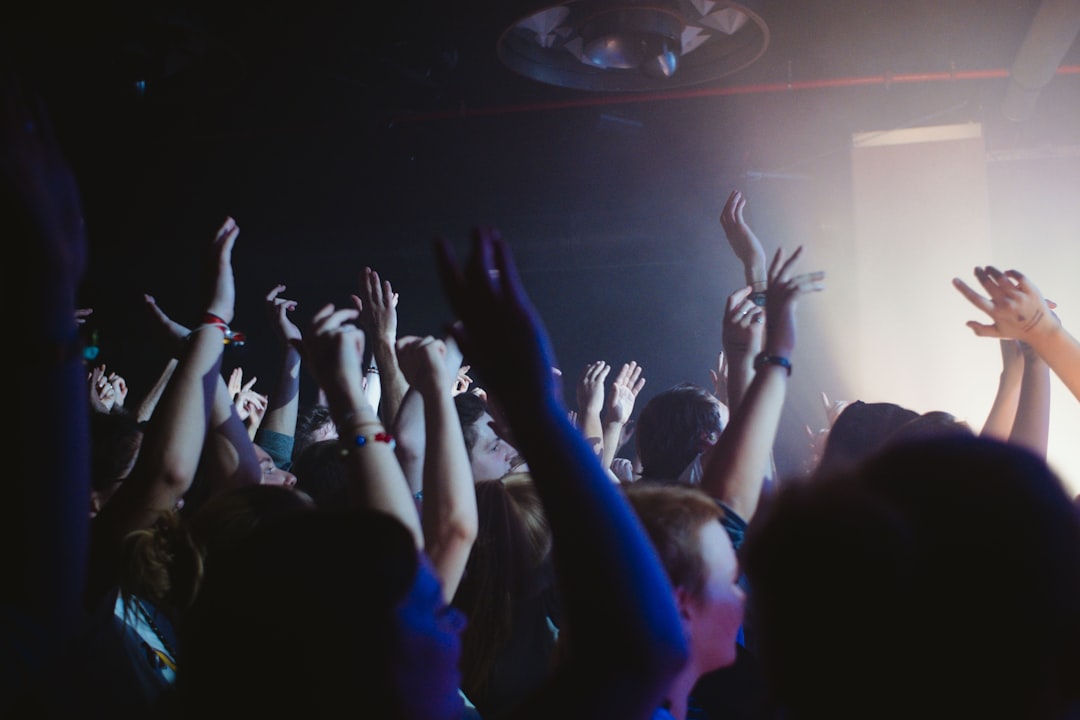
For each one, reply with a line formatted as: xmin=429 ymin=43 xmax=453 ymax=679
xmin=7 ymin=68 xmax=1080 ymax=720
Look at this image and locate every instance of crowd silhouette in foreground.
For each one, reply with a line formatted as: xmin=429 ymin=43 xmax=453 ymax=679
xmin=6 ymin=69 xmax=1080 ymax=720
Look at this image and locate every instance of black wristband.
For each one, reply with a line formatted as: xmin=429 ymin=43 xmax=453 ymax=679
xmin=754 ymin=353 xmax=792 ymax=376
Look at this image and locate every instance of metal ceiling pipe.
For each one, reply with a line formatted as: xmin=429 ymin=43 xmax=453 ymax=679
xmin=1001 ymin=0 xmax=1080 ymax=122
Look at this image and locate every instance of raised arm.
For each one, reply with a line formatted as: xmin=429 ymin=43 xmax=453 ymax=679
xmin=392 ymin=332 xmax=468 ymax=499
xmin=954 ymin=266 xmax=1080 ymax=403
xmin=576 ymin=360 xmax=610 ymax=457
xmin=436 ymin=227 xmax=687 ymax=719
xmin=300 ymin=302 xmax=423 ymax=547
xmin=721 ymin=284 xmax=765 ymax=414
xmin=1009 ymin=342 xmax=1051 ymax=458
xmin=601 ymin=361 xmax=645 ymax=471
xmin=253 ymin=284 xmax=303 ymax=468
xmin=91 ymin=219 xmax=240 ymax=596
xmin=980 ymin=339 xmax=1024 ymax=440
xmin=133 ymin=357 xmax=178 ymax=423
xmin=720 ymin=189 xmax=768 ymax=290
xmin=396 ymin=334 xmax=477 ymax=603
xmin=700 ymin=247 xmax=825 ymax=521
xmin=354 ymin=266 xmax=409 ymax=427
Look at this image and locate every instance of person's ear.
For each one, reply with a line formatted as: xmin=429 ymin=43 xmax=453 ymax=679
xmin=674 ymin=585 xmax=695 ymax=623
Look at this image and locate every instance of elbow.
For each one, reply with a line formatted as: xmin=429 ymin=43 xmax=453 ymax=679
xmin=443 ymin=512 xmax=478 ymax=549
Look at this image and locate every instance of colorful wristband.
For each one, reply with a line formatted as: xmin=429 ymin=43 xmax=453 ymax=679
xmin=340 ymin=431 xmax=397 ymax=456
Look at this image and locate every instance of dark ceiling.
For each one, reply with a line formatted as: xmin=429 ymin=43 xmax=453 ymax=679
xmin=7 ymin=0 xmax=1079 ymax=473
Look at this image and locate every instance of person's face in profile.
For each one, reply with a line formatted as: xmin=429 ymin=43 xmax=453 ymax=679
xmin=254 ymin=443 xmax=297 ymax=488
xmin=469 ymin=412 xmax=516 ymax=482
xmin=684 ymin=520 xmax=745 ymax=671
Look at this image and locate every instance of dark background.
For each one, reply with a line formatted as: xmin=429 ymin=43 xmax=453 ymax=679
xmin=8 ymin=0 xmax=1079 ymax=477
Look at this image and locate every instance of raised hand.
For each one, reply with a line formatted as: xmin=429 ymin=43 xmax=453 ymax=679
xmin=577 ymin=361 xmax=611 ymax=419
xmin=601 ymin=361 xmax=645 ymax=470
xmin=205 ymin=217 xmax=239 ymax=324
xmin=762 ymin=246 xmax=825 ymax=360
xmin=301 ymin=303 xmax=369 ymax=417
xmin=227 ymin=366 xmax=245 ymax=400
xmin=453 ymin=365 xmax=473 ymax=396
xmin=352 ymin=266 xmax=408 ymax=426
xmin=355 ymin=266 xmax=399 ymax=343
xmin=435 ymin=227 xmax=558 ymax=404
xmin=720 ymin=189 xmax=767 ymax=287
xmin=721 ymin=284 xmax=765 ymax=413
xmin=821 ymin=391 xmax=849 ymax=427
xmin=88 ymin=364 xmax=117 ymax=413
xmin=708 ymin=351 xmax=729 ymax=407
xmin=604 ymin=361 xmax=645 ymax=426
xmin=396 ymin=335 xmax=451 ymax=397
xmin=610 ymin=457 xmax=636 ymax=484
xmin=235 ymin=387 xmax=269 ymax=436
xmin=953 ymin=267 xmax=1059 ymax=343
xmin=723 ymin=285 xmax=765 ymax=358
xmin=265 ymin=283 xmax=301 ymax=346
xmin=108 ymin=371 xmax=128 ymax=409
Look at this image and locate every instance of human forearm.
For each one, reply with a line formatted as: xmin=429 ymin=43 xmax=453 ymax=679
xmin=508 ymin=396 xmax=687 ymax=673
xmin=701 ymin=365 xmax=787 ymax=520
xmin=1029 ymin=325 xmax=1080 ymax=405
xmin=334 ymin=399 xmax=424 ymax=548
xmin=134 ymin=357 xmax=178 ymax=423
xmin=372 ymin=338 xmax=408 ymax=426
xmin=1009 ymin=352 xmax=1050 ymax=457
xmin=392 ymin=388 xmax=426 ymax=496
xmin=261 ymin=347 xmax=301 ymax=436
xmin=981 ymin=373 xmax=1021 ymax=441
xmin=204 ymin=375 xmax=262 ymax=492
xmin=419 ymin=390 xmax=476 ymax=602
xmin=600 ymin=420 xmax=624 ymax=470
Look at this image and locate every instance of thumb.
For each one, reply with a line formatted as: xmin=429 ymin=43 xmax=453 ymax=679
xmin=966 ymin=321 xmax=1000 ymax=338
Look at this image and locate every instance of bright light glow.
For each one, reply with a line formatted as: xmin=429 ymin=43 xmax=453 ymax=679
xmin=808 ymin=122 xmax=1080 ymax=496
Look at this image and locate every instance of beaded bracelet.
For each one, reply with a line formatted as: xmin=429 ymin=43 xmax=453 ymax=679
xmin=340 ymin=431 xmax=397 ymax=456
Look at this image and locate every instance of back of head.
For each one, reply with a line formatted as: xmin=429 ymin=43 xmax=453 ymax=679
xmin=292 ymin=404 xmax=336 ymax=461
xmin=815 ymin=400 xmax=919 ymax=476
xmin=636 ymin=383 xmax=724 ymax=481
xmin=178 ymin=509 xmax=419 ymax=716
xmin=291 ymin=439 xmax=350 ymax=510
xmin=121 ymin=484 xmax=313 ymax=613
xmin=743 ymin=434 xmax=1080 ymax=720
xmin=885 ymin=410 xmax=973 ymax=445
xmin=623 ymin=483 xmax=725 ymax=598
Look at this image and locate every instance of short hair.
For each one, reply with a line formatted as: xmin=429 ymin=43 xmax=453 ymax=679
xmin=816 ymin=401 xmax=919 ymax=476
xmin=293 ymin=404 xmax=335 ymax=461
xmin=635 ymin=384 xmax=724 ymax=481
xmin=623 ymin=483 xmax=726 ymax=599
xmin=454 ymin=392 xmax=489 ymax=456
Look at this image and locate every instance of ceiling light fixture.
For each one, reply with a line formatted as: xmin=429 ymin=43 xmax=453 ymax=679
xmin=497 ymin=0 xmax=769 ymax=91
